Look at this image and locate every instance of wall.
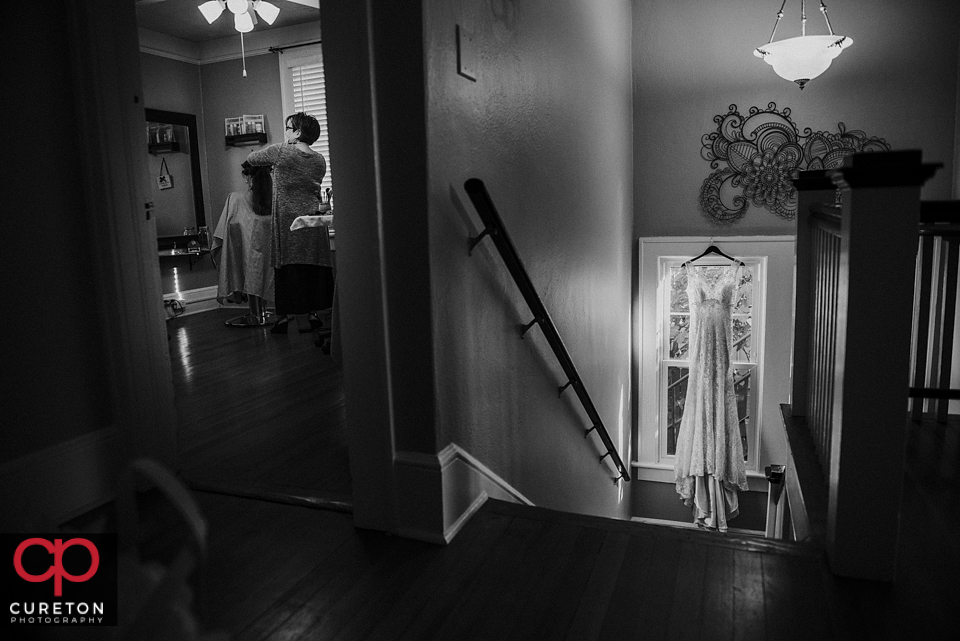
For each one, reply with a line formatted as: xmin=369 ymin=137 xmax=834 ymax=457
xmin=632 ymin=0 xmax=960 ymax=237
xmin=140 ymin=54 xmax=210 ymax=223
xmin=425 ymin=0 xmax=635 ymax=519
xmin=200 ymin=53 xmax=285 ymax=235
xmin=2 ymin=3 xmax=110 ymax=463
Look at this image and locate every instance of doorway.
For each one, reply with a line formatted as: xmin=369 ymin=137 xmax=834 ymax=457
xmin=133 ymin=1 xmax=351 ymax=508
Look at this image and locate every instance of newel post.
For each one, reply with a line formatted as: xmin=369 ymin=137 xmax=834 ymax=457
xmin=826 ymin=150 xmax=940 ymax=581
xmin=791 ymin=170 xmax=837 ymax=414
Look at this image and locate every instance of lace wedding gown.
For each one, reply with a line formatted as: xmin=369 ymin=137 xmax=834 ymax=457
xmin=674 ymin=263 xmax=749 ymax=531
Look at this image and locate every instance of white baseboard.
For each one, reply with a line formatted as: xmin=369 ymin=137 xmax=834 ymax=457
xmin=0 ymin=429 xmax=120 ymax=531
xmin=393 ymin=443 xmax=531 ymax=545
xmin=164 ymin=285 xmax=220 ymax=317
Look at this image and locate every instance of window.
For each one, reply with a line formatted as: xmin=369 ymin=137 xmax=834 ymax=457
xmin=280 ymin=45 xmax=333 ymax=192
xmin=659 ymin=260 xmax=762 ymax=467
xmin=636 ymin=239 xmax=797 ymax=491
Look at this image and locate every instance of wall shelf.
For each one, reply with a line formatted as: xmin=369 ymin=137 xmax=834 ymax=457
xmin=148 ymin=141 xmax=181 ymax=155
xmin=226 ymin=133 xmax=267 ymax=147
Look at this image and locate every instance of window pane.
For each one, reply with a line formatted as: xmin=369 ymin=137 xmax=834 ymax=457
xmin=733 ymin=266 xmax=754 ymax=314
xmin=734 ymin=367 xmax=752 ymax=461
xmin=670 ymin=267 xmax=689 ymax=312
xmin=669 ymin=314 xmax=690 ymax=359
xmin=666 ymin=366 xmax=689 ymax=456
xmin=732 ymin=317 xmax=752 ymax=362
xmin=666 ymin=365 xmax=754 ymax=461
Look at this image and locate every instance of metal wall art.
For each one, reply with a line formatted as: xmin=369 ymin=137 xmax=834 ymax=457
xmin=698 ymin=103 xmax=890 ymax=223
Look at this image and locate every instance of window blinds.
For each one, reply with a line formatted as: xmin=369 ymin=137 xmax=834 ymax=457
xmin=291 ymin=61 xmax=333 ymax=191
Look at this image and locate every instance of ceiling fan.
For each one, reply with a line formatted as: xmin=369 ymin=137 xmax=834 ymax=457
xmin=198 ymin=0 xmax=318 ymax=33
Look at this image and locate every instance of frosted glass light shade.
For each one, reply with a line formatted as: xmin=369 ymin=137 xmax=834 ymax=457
xmin=254 ymin=1 xmax=280 ymax=25
xmin=226 ymin=0 xmax=248 ymax=15
xmin=234 ymin=11 xmax=254 ymax=32
xmin=754 ymin=35 xmax=852 ymax=89
xmin=198 ymin=1 xmax=225 ymax=24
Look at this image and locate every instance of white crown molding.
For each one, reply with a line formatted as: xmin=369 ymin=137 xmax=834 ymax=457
xmin=138 ymin=27 xmax=202 ymax=64
xmin=140 ymin=21 xmax=321 ymax=65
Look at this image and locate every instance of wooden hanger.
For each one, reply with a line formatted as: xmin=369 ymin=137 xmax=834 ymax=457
xmin=683 ymin=245 xmax=745 ymax=267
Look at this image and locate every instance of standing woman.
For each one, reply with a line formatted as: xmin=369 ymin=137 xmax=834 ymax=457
xmin=245 ymin=112 xmax=333 ymax=334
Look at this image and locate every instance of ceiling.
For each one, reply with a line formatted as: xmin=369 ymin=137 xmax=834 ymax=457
xmin=135 ymin=0 xmax=320 ymax=44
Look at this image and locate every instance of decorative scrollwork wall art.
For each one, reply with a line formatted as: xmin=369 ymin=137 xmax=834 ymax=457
xmin=698 ymin=103 xmax=891 ymax=223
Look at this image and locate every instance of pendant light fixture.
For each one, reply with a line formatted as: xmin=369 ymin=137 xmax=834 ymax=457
xmin=754 ymin=0 xmax=852 ymax=90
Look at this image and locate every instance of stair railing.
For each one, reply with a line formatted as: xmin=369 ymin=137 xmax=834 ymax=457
xmin=909 ymin=199 xmax=960 ymax=419
xmin=464 ymin=178 xmax=630 ymax=483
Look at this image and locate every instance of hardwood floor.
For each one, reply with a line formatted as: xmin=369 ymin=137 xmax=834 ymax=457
xmin=167 ymin=308 xmax=351 ymax=505
xmin=156 ymin=308 xmax=958 ymax=640
xmin=119 ymin=494 xmax=844 ymax=641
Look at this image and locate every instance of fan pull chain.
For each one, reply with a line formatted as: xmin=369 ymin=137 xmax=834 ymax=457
xmin=241 ymin=32 xmax=247 ymax=77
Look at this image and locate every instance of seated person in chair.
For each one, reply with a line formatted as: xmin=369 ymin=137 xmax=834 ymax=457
xmin=211 ymin=162 xmax=274 ymax=326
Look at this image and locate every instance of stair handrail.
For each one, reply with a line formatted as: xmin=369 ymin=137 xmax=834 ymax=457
xmin=464 ymin=178 xmax=630 ymax=483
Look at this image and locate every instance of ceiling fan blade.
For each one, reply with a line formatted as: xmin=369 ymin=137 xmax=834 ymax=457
xmin=284 ymin=0 xmax=319 ymax=9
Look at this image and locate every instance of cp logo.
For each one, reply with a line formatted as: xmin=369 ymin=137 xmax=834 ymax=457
xmin=13 ymin=538 xmax=100 ymax=596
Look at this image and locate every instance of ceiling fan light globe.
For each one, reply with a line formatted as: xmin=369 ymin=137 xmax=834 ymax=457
xmin=198 ymin=0 xmax=225 ymax=24
xmin=254 ymin=1 xmax=280 ymax=25
xmin=234 ymin=11 xmax=254 ymax=32
xmin=226 ymin=0 xmax=248 ymax=15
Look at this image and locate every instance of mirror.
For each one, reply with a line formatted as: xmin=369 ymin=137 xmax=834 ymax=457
xmin=145 ymin=108 xmax=205 ymax=242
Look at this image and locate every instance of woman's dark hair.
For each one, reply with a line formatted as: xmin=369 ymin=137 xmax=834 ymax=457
xmin=241 ymin=161 xmax=272 ymax=217
xmin=286 ymin=112 xmax=321 ymax=145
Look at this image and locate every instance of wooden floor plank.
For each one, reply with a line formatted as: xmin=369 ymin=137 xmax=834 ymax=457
xmin=391 ymin=513 xmax=518 ymax=641
xmin=528 ymin=526 xmax=606 ymax=641
xmin=667 ymin=541 xmax=709 ymax=641
xmin=470 ymin=519 xmax=582 ymax=640
xmin=429 ymin=515 xmax=548 ymax=640
xmin=733 ymin=550 xmax=765 ymax=641
xmin=365 ymin=511 xmax=514 ymax=640
xmin=299 ymin=536 xmax=436 ymax=640
xmin=563 ymin=530 xmax=632 ymax=641
xmin=594 ymin=527 xmax=658 ymax=639
xmin=167 ymin=309 xmax=351 ymax=501
xmin=633 ymin=530 xmax=683 ymax=639
xmin=504 ymin=522 xmax=590 ymax=641
xmin=257 ymin=530 xmax=403 ymax=641
xmin=700 ymin=544 xmax=735 ymax=641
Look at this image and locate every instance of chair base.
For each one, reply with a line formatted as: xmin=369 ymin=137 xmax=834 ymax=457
xmin=225 ymin=313 xmax=276 ymax=328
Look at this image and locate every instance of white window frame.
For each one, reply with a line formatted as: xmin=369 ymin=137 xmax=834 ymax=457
xmin=279 ymin=44 xmax=333 ymax=192
xmin=634 ymin=237 xmax=797 ymax=492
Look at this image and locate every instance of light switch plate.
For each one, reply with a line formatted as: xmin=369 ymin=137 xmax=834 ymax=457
xmin=456 ymin=24 xmax=477 ymax=81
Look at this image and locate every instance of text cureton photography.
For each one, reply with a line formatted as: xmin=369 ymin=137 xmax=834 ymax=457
xmin=2 ymin=534 xmax=117 ymax=628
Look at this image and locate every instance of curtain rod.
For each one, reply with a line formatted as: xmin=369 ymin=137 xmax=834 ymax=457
xmin=269 ymin=40 xmax=322 ymax=54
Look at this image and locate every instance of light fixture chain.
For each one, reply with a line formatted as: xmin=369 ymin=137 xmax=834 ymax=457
xmin=801 ymin=0 xmax=807 ymax=37
xmin=768 ymin=0 xmax=788 ymax=44
xmin=819 ymin=1 xmax=835 ymax=35
xmin=241 ymin=32 xmax=247 ymax=78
